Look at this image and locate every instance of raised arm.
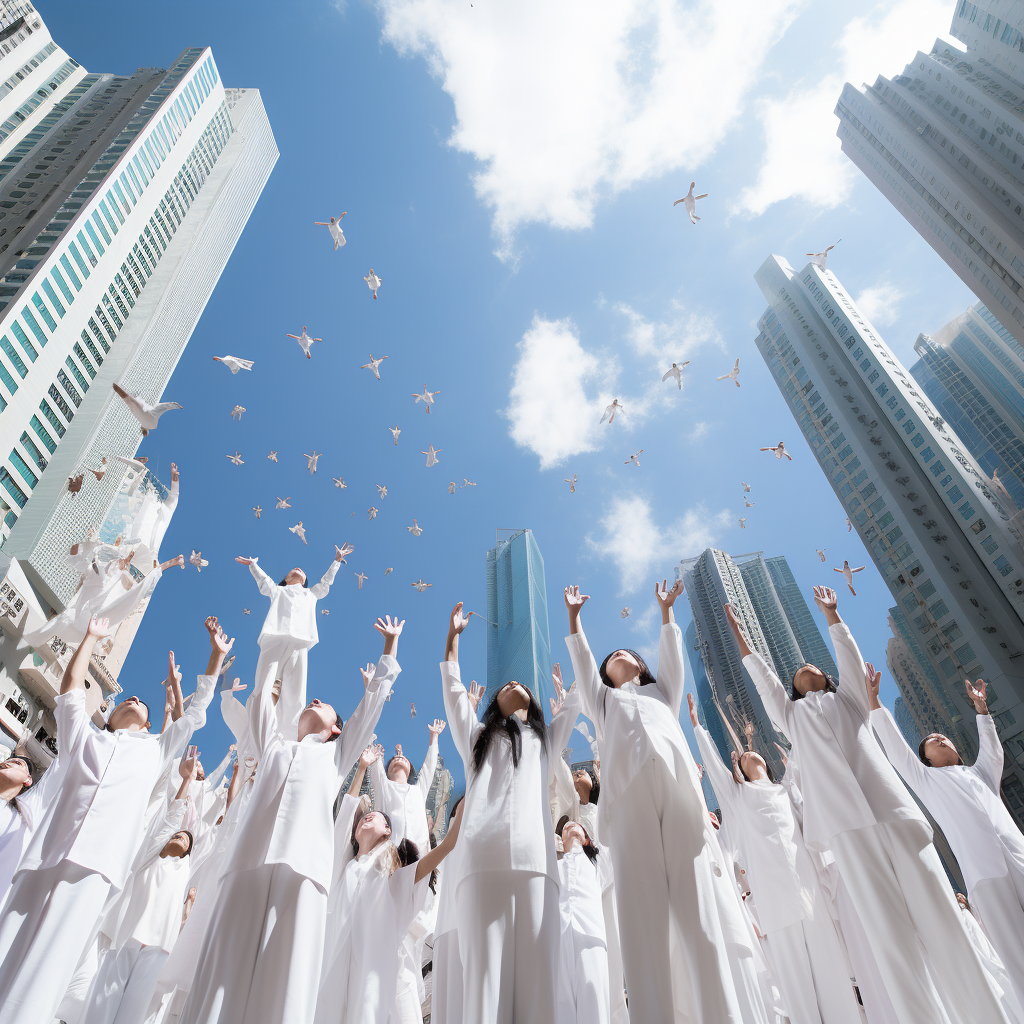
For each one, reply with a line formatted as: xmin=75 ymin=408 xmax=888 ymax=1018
xmin=416 ymin=720 xmax=444 ymax=799
xmin=966 ymin=679 xmax=1003 ymax=793
xmin=727 ymin=603 xmax=791 ymax=734
xmin=237 ymin=556 xmax=275 ymax=597
xmin=352 ymin=744 xmax=384 ymax=798
xmin=562 ymin=586 xmax=607 ymax=727
xmin=655 ymin=580 xmax=686 ymax=718
xmin=816 ymin=587 xmax=870 ymax=720
xmin=690 ymin=695 xmax=741 ymax=807
xmin=870 ymin=703 xmax=929 ymax=792
xmin=547 ymin=672 xmax=582 ymax=756
xmin=415 ymin=799 xmax=463 ymax=883
xmin=60 ymin=615 xmax=112 ymax=695
xmin=309 ymin=550 xmax=343 ymax=599
xmin=165 ymin=652 xmax=184 ymax=722
xmin=442 ymin=602 xmax=481 ymax=767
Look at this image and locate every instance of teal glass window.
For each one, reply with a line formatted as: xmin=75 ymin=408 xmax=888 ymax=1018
xmin=9 ymin=449 xmax=36 ymax=488
xmin=57 ymin=369 xmax=81 ymax=407
xmin=59 ymin=254 xmax=82 ymax=289
xmin=68 ymin=240 xmax=90 ymax=277
xmin=0 ymin=468 xmax=27 ymax=507
xmin=30 ymin=415 xmax=55 ymax=453
xmin=73 ymin=343 xmax=95 ymax=378
xmin=19 ymin=432 xmax=45 ymax=470
xmin=50 ymin=267 xmax=73 ymax=303
xmin=982 ymin=535 xmax=999 ymax=554
xmin=48 ymin=383 xmax=74 ymax=420
xmin=32 ymin=293 xmax=57 ymax=330
xmin=0 ymin=336 xmax=27 ymax=378
xmin=21 ymin=309 xmax=47 ymax=345
xmin=10 ymin=322 xmax=36 ymax=362
xmin=0 ymin=362 xmax=16 ymax=396
xmin=84 ymin=221 xmax=104 ymax=256
xmin=38 ymin=399 xmax=65 ymax=437
xmin=64 ymin=356 xmax=89 ymax=393
xmin=80 ymin=330 xmax=103 ymax=365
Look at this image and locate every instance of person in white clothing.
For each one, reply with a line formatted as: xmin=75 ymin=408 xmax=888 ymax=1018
xmin=563 ymin=580 xmax=743 ymax=1024
xmin=728 ymin=586 xmax=1011 ymax=1024
xmin=0 ymin=613 xmax=224 ymax=1024
xmin=689 ymin=695 xmax=862 ymax=1024
xmin=556 ymin=820 xmax=610 ymax=1024
xmin=129 ymin=463 xmax=180 ymax=570
xmin=235 ymin=546 xmax=345 ymax=737
xmin=430 ymin=795 xmax=466 ymax=1024
xmin=179 ymin=613 xmax=403 ymax=1024
xmin=315 ymin=751 xmax=462 ymax=1024
xmin=956 ymin=893 xmax=1024 ymax=1024
xmin=0 ymin=752 xmax=62 ymax=903
xmin=82 ymin=749 xmax=199 ymax=1024
xmin=869 ymin=672 xmax=1024 ymax=1013
xmin=442 ymin=601 xmax=581 ymax=1024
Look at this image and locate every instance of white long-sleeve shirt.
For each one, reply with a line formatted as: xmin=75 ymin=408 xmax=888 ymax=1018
xmin=742 ymin=621 xmax=925 ymax=849
xmin=557 ymin=846 xmax=607 ymax=946
xmin=369 ymin=739 xmax=438 ymax=851
xmin=0 ymin=758 xmax=65 ymax=898
xmin=225 ymin=653 xmax=398 ymax=892
xmin=871 ymin=706 xmax=1024 ymax=891
xmin=249 ymin=558 xmax=339 ymax=648
xmin=694 ymin=723 xmax=814 ymax=933
xmin=19 ymin=677 xmax=214 ymax=889
xmin=564 ymin=622 xmax=705 ymax=839
xmin=440 ymin=659 xmax=580 ymax=882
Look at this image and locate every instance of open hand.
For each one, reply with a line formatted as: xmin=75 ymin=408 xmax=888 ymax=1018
xmin=866 ymin=661 xmax=882 ymax=709
xmin=86 ymin=615 xmax=114 ymax=640
xmin=234 ymin=556 xmax=255 ymax=565
xmin=564 ymin=585 xmax=589 ymax=615
xmin=359 ymin=662 xmax=375 ymax=690
xmin=965 ymin=678 xmax=988 ymax=714
xmin=179 ymin=744 xmax=200 ymax=780
xmin=655 ymin=578 xmax=684 ymax=611
xmin=813 ymin=585 xmax=838 ymax=615
xmin=428 ymin=718 xmax=446 ymax=740
xmin=468 ymin=680 xmax=485 ymax=713
xmin=687 ymin=692 xmax=699 ymax=728
xmin=166 ymin=650 xmax=182 ymax=690
xmin=449 ymin=602 xmax=473 ymax=635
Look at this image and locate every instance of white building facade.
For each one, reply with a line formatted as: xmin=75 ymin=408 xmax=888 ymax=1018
xmin=755 ymin=255 xmax=1024 ymax=826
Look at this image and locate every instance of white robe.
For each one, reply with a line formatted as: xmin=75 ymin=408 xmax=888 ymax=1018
xmin=0 ymin=757 xmax=64 ymax=901
xmin=556 ymin=846 xmax=609 ymax=1024
xmin=130 ymin=476 xmax=179 ymax=568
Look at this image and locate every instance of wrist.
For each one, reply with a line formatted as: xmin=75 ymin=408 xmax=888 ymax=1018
xmin=976 ymin=703 xmax=989 ymax=715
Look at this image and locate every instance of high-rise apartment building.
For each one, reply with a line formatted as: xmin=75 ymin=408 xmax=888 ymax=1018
xmin=754 ymin=254 xmax=1024 ymax=824
xmin=910 ymin=303 xmax=1024 ymax=508
xmin=894 ymin=695 xmax=925 ymax=748
xmin=683 ymin=619 xmax=730 ymax=810
xmin=681 ymin=549 xmax=831 ymax=781
xmin=0 ymin=4 xmax=277 ymax=756
xmin=835 ymin=3 xmax=1024 ymax=351
xmin=485 ymin=529 xmax=554 ymax=706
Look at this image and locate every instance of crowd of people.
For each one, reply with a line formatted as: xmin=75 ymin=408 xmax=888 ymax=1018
xmin=0 ymin=558 xmax=1019 ymax=1024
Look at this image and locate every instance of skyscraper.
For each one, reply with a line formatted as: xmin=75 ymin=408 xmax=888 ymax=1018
xmin=485 ymin=528 xmax=554 ymax=706
xmin=754 ymin=254 xmax=1024 ymax=824
xmin=909 ymin=303 xmax=1024 ymax=508
xmin=682 ymin=619 xmax=728 ymax=810
xmin=835 ymin=6 xmax=1024 ymax=351
xmin=893 ymin=695 xmax=924 ymax=749
xmin=0 ymin=6 xmax=277 ymax=755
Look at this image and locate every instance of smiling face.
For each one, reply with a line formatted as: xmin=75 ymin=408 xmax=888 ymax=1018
xmin=284 ymin=568 xmax=306 ymax=586
xmin=107 ymin=695 xmax=149 ymax=732
xmin=792 ymin=664 xmax=830 ymax=697
xmin=355 ymin=810 xmax=391 ymax=853
xmin=603 ymin=649 xmax=640 ymax=687
xmin=297 ymin=698 xmax=339 ymax=741
xmin=923 ymin=733 xmax=961 ymax=767
xmin=496 ymin=681 xmax=530 ymax=720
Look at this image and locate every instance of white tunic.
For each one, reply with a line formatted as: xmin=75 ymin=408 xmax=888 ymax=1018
xmin=871 ymin=706 xmax=1024 ymax=892
xmin=440 ymin=660 xmax=580 ymax=883
xmin=0 ymin=758 xmax=64 ymax=898
xmin=249 ymin=558 xmax=338 ymax=648
xmin=19 ymin=679 xmax=213 ymax=889
xmin=742 ymin=622 xmax=926 ymax=849
xmin=694 ymin=723 xmax=814 ymax=933
xmin=224 ymin=654 xmax=398 ymax=892
xmin=557 ymin=846 xmax=607 ymax=946
xmin=369 ymin=739 xmax=437 ymax=850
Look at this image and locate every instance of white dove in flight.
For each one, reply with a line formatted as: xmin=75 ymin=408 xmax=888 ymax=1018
xmin=389 ymin=426 xmax=401 ymax=445
xmin=304 ymin=452 xmax=320 ymax=474
xmin=448 ymin=481 xmax=456 ymax=494
xmin=625 ymin=450 xmax=643 ymax=467
xmin=268 ymin=451 xmax=278 ymax=462
xmin=289 ymin=522 xmax=307 ymax=545
xmin=112 ymin=383 xmax=182 ymax=436
xmin=834 ymin=559 xmax=865 ymax=595
xmin=355 ymin=571 xmax=368 ymax=589
xmin=739 ymin=518 xmax=746 ymax=529
xmin=333 ymin=476 xmax=347 ymax=489
xmin=600 ymin=399 xmax=623 ymax=424
xmin=413 ymin=385 xmax=440 ymax=413
xmin=621 ymin=607 xmax=631 ymax=618
xmin=806 ymin=239 xmax=840 ymax=270
xmin=275 ymin=496 xmax=291 ymax=509
xmin=231 ymin=405 xmax=245 ymax=421
xmin=190 ymin=550 xmax=208 ymax=572
xmin=364 ymin=269 xmax=382 ymax=299
xmin=462 ymin=479 xmax=476 ymax=488
xmin=314 ymin=212 xmax=346 ymax=250
xmin=286 ymin=325 xmax=321 ymax=359
xmin=661 ymin=361 xmax=690 ymax=390
xmin=368 ymin=507 xmax=378 ymax=520
xmin=411 ymin=579 xmax=432 ymax=592
xmin=213 ymin=355 xmax=253 ymax=374
xmin=741 ymin=481 xmax=751 ymax=493
xmin=87 ymin=457 xmax=108 ymax=482
xmin=226 ymin=452 xmax=244 ymax=465
xmin=407 ymin=519 xmax=423 ymax=536
xmin=253 ymin=506 xmax=262 ymax=518
xmin=376 ymin=484 xmax=387 ymax=499
xmin=759 ymin=441 xmax=792 ymax=461
xmin=361 ymin=353 xmax=388 ymax=380
xmin=717 ymin=359 xmax=740 ymax=387
xmin=673 ymin=181 xmax=708 ymax=224
xmin=565 ymin=474 xmax=577 ymax=493
xmin=816 ymin=548 xmax=827 ymax=562
xmin=384 ymin=567 xmax=393 ymax=575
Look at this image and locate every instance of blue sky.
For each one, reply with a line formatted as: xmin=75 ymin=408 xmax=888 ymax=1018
xmin=43 ymin=0 xmax=979 ymax=788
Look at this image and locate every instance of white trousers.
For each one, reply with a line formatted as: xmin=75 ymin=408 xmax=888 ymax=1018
xmin=763 ymin=904 xmax=863 ymax=1024
xmin=256 ymin=638 xmax=308 ymax=739
xmin=0 ymin=862 xmax=110 ymax=1024
xmin=431 ymin=930 xmax=464 ymax=1024
xmin=971 ymin=872 xmax=1024 ymax=1015
xmin=83 ymin=939 xmax=169 ymax=1024
xmin=457 ymin=870 xmax=559 ymax=1024
xmin=556 ymin=930 xmax=609 ymax=1024
xmin=179 ymin=864 xmax=326 ymax=1024
xmin=391 ymin=962 xmax=421 ymax=1024
xmin=600 ymin=885 xmax=629 ymax=1024
xmin=606 ymin=756 xmax=741 ymax=1024
xmin=58 ymin=930 xmax=112 ymax=1024
xmin=831 ymin=821 xmax=1009 ymax=1024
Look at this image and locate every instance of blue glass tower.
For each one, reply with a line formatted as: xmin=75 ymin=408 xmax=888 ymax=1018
xmin=486 ymin=529 xmax=553 ymax=707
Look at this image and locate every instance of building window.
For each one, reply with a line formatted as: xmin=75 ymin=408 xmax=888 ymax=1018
xmin=912 ymin=433 xmax=924 ymax=447
xmin=10 ymin=322 xmax=35 ymax=362
xmin=0 ymin=467 xmax=26 ymax=507
xmin=64 ymin=356 xmax=88 ymax=394
xmin=48 ymin=267 xmax=73 ymax=304
xmin=861 ymin=483 xmax=877 ymax=500
xmin=31 ymin=293 xmax=56 ymax=331
xmin=47 ymin=384 xmax=73 ymax=421
xmin=80 ymin=330 xmax=103 ymax=366
xmin=0 ymin=336 xmax=26 ymax=379
xmin=947 ymin=485 xmax=963 ymax=502
xmin=994 ymin=555 xmax=1014 ymax=576
xmin=73 ymin=343 xmax=95 ymax=378
xmin=8 ymin=449 xmax=36 ymax=488
xmin=20 ymin=308 xmax=46 ymax=346
xmin=958 ymin=500 xmax=976 ymax=519
xmin=29 ymin=415 xmax=55 ymax=453
xmin=66 ymin=243 xmax=89 ymax=281
xmin=982 ymin=535 xmax=999 ymax=554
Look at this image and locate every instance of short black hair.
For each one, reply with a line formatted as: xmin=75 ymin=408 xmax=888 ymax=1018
xmin=107 ymin=697 xmax=150 ymax=729
xmin=789 ymin=666 xmax=837 ymax=701
xmin=918 ymin=733 xmax=960 ymax=766
xmin=279 ymin=569 xmax=310 ymax=587
xmin=386 ymin=754 xmax=414 ymax=782
xmin=170 ymin=829 xmax=194 ymax=856
xmin=598 ymin=649 xmax=656 ymax=689
xmin=555 ymin=813 xmax=570 ymax=837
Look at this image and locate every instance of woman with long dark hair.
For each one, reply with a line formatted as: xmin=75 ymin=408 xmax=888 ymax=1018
xmin=563 ymin=580 xmax=743 ymax=1024
xmin=441 ymin=602 xmax=580 ymax=1024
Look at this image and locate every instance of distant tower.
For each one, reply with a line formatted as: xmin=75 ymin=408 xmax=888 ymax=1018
xmin=485 ymin=529 xmax=554 ymax=706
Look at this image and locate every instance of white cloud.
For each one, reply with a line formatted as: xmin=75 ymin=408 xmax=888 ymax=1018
xmin=688 ymin=421 xmax=710 ymax=441
xmin=587 ymin=494 xmax=729 ymax=593
xmin=734 ymin=0 xmax=958 ymax=218
xmin=615 ymin=301 xmax=722 ymax=367
xmin=855 ymin=282 xmax=908 ymax=327
xmin=379 ymin=0 xmax=806 ymax=252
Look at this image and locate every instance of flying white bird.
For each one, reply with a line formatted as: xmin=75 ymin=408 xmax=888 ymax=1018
xmin=112 ymin=383 xmax=182 ymax=435
xmin=739 ymin=518 xmax=746 ymax=529
xmin=355 ymin=571 xmax=368 ymax=589
xmin=626 ymin=450 xmax=643 ymax=467
xmin=806 ymin=239 xmax=840 ymax=270
xmin=744 ymin=497 xmax=754 ymax=508
xmin=621 ymin=607 xmax=631 ymax=618
xmin=213 ymin=355 xmax=253 ymax=374
xmin=717 ymin=359 xmax=741 ymax=387
xmin=243 ymin=608 xmax=251 ymax=615
xmin=565 ymin=474 xmax=577 ymax=493
xmin=368 ymin=507 xmax=378 ymax=520
xmin=816 ymin=548 xmax=826 ymax=562
xmin=375 ymin=484 xmax=387 ymax=500
xmin=231 ymin=405 xmax=245 ymax=421
xmin=361 ymin=353 xmax=388 ymax=380
xmin=333 ymin=476 xmax=346 ymax=489
xmin=276 ymin=496 xmax=291 ymax=509
xmin=673 ymin=181 xmax=708 ymax=224
xmin=336 ymin=541 xmax=355 ymax=563
xmin=364 ymin=268 xmax=382 ymax=299
xmin=662 ymin=361 xmax=691 ymax=389
xmin=253 ymin=506 xmax=262 ymax=518
xmin=268 ymin=451 xmax=278 ymax=462
xmin=834 ymin=559 xmax=865 ymax=595
xmin=227 ymin=452 xmax=244 ymax=465
xmin=759 ymin=441 xmax=792 ymax=461
xmin=304 ymin=452 xmax=320 ymax=474
xmin=741 ymin=481 xmax=751 ymax=493
xmin=87 ymin=457 xmax=108 ymax=482
xmin=290 ymin=522 xmax=307 ymax=545
xmin=389 ymin=426 xmax=401 ymax=445
xmin=408 ymin=519 xmax=423 ymax=536
xmin=447 ymin=481 xmax=456 ymax=494
xmin=321 ymin=609 xmax=329 ymax=615
xmin=411 ymin=579 xmax=432 ymax=592
xmin=314 ymin=212 xmax=347 ymax=250
xmin=285 ymin=325 xmax=321 ymax=359
xmin=412 ymin=385 xmax=440 ymax=413
xmin=190 ymin=550 xmax=208 ymax=571
xmin=422 ymin=445 xmax=441 ymax=467
xmin=114 ymin=455 xmax=148 ymax=473
xmin=600 ymin=399 xmax=623 ymax=424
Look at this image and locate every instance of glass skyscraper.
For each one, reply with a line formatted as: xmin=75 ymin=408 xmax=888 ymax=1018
xmin=485 ymin=528 xmax=554 ymax=707
xmin=754 ymin=254 xmax=1024 ymax=825
xmin=683 ymin=619 xmax=729 ymax=811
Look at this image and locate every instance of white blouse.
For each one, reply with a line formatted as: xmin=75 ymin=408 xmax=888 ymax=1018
xmin=369 ymin=738 xmax=438 ymax=852
xmin=249 ymin=558 xmax=339 ymax=648
xmin=557 ymin=846 xmax=607 ymax=945
xmin=872 ymin=706 xmax=1024 ymax=892
xmin=742 ymin=622 xmax=926 ymax=849
xmin=440 ymin=660 xmax=580 ymax=883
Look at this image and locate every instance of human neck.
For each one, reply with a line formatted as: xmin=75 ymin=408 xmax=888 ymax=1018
xmin=0 ymin=779 xmax=23 ymax=804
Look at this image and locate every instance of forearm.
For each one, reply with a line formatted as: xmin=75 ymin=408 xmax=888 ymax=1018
xmin=416 ymin=826 xmax=456 ymax=882
xmin=170 ymin=681 xmax=185 ymax=722
xmin=174 ymin=773 xmax=190 ymax=801
xmin=60 ymin=634 xmax=98 ymax=694
xmin=444 ymin=628 xmax=458 ymax=663
xmin=348 ymin=764 xmax=368 ymax=797
xmin=226 ymin=765 xmax=241 ymax=810
xmin=568 ymin=609 xmax=583 ymax=637
xmin=662 ymin=604 xmax=674 ymax=626
xmin=822 ymin=607 xmax=842 ymax=627
xmin=205 ymin=648 xmax=225 ymax=677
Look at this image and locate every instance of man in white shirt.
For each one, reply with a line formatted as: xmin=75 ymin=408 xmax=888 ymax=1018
xmin=0 ymin=612 xmax=228 ymax=1024
xmin=870 ymin=673 xmax=1024 ymax=1013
